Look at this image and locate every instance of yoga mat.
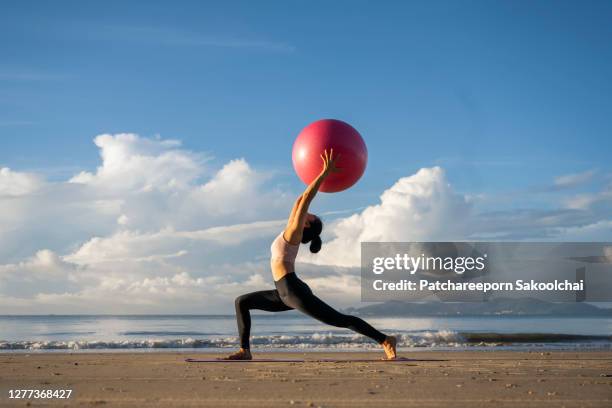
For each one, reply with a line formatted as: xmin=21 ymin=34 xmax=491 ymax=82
xmin=185 ymin=357 xmax=415 ymax=363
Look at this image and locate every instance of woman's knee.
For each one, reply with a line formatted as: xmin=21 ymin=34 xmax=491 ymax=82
xmin=235 ymin=294 xmax=250 ymax=310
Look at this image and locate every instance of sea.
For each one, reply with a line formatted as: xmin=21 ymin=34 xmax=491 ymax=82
xmin=1 ymin=314 xmax=611 ymax=352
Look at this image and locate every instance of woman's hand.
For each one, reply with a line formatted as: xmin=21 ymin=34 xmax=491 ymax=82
xmin=287 ymin=149 xmax=339 ymax=240
xmin=320 ymin=148 xmax=341 ymax=177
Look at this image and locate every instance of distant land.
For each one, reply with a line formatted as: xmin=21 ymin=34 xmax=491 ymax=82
xmin=344 ymin=298 xmax=612 ymax=317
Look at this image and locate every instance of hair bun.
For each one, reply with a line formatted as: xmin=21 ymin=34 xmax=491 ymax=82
xmin=309 ymin=235 xmax=322 ymax=253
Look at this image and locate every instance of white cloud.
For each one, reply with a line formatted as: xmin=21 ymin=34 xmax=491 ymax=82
xmin=117 ymin=214 xmax=129 ymax=225
xmin=69 ymin=133 xmax=205 ymax=191
xmin=0 ymin=133 xmax=285 ymax=261
xmin=0 ymin=249 xmax=73 ymax=276
xmin=0 ymin=250 xmax=80 ymax=298
xmin=300 ymin=167 xmax=471 ymax=267
xmin=0 ymin=167 xmax=43 ymax=196
xmin=0 ymin=132 xmax=611 ymax=314
xmin=300 ymin=167 xmax=612 ymax=268
xmin=564 ymin=184 xmax=612 ymax=210
xmin=187 ymin=158 xmax=282 ymax=218
xmin=65 ymin=219 xmax=284 ymax=265
xmin=554 ymin=170 xmax=595 ymax=189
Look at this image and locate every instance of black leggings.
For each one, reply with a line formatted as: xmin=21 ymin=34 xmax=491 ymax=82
xmin=235 ymin=272 xmax=387 ymax=349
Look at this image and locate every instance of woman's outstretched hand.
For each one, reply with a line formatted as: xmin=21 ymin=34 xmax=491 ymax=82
xmin=320 ymin=148 xmax=341 ymax=177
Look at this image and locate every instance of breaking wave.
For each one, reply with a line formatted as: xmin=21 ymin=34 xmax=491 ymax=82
xmin=1 ymin=331 xmax=611 ymax=351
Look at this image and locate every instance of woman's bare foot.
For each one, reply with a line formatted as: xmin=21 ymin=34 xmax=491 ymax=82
xmin=381 ymin=336 xmax=397 ymax=360
xmin=219 ymin=348 xmax=252 ymax=360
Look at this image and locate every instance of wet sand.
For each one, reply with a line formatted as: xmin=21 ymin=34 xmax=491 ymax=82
xmin=1 ymin=351 xmax=611 ymax=407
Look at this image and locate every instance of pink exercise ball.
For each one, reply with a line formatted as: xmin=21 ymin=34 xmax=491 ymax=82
xmin=292 ymin=119 xmax=368 ymax=193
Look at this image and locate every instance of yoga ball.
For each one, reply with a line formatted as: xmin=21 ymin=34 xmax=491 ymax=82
xmin=292 ymin=119 xmax=367 ymax=193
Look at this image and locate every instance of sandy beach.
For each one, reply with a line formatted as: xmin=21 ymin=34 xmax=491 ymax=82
xmin=1 ymin=350 xmax=611 ymax=407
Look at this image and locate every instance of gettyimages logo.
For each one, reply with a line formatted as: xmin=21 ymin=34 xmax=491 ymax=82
xmin=361 ymin=242 xmax=612 ymax=302
xmin=372 ymin=253 xmax=487 ymax=275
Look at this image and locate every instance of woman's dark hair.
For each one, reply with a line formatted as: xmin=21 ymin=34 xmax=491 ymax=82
xmin=301 ymin=216 xmax=323 ymax=253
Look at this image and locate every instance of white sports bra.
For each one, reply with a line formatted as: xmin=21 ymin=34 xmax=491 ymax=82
xmin=270 ymin=232 xmax=299 ymax=265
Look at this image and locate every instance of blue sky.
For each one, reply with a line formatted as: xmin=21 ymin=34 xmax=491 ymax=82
xmin=2 ymin=1 xmax=611 ymax=204
xmin=1 ymin=1 xmax=611 ymax=312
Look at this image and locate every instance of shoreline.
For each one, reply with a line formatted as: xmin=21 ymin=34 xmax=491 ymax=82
xmin=1 ymin=350 xmax=610 ymax=407
xmin=1 ymin=345 xmax=612 ymax=354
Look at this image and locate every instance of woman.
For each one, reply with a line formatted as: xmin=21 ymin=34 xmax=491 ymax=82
xmin=224 ymin=149 xmax=397 ymax=360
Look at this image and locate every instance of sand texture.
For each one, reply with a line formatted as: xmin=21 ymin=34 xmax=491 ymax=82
xmin=1 ymin=351 xmax=611 ymax=407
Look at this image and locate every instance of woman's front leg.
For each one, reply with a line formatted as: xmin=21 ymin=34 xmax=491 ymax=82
xmin=221 ymin=290 xmax=292 ymax=360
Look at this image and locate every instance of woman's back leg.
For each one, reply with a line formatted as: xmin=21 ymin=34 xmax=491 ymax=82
xmin=285 ymin=291 xmax=386 ymax=344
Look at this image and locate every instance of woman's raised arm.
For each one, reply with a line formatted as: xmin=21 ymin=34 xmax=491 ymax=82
xmin=284 ymin=149 xmax=340 ymax=243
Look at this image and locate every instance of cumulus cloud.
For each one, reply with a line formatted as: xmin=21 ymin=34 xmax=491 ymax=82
xmin=0 ymin=133 xmax=295 ymax=313
xmin=69 ymin=133 xmax=204 ymax=191
xmin=0 ymin=167 xmax=43 ymax=196
xmin=0 ymin=134 xmax=286 ymax=260
xmin=0 ymin=137 xmax=349 ymax=312
xmin=0 ymin=132 xmax=611 ymax=313
xmin=186 ymin=158 xmax=283 ymax=219
xmin=0 ymin=250 xmax=80 ymax=298
xmin=300 ymin=167 xmax=471 ymax=267
xmin=0 ymin=249 xmax=74 ymax=277
xmin=301 ymin=167 xmax=612 ymax=268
